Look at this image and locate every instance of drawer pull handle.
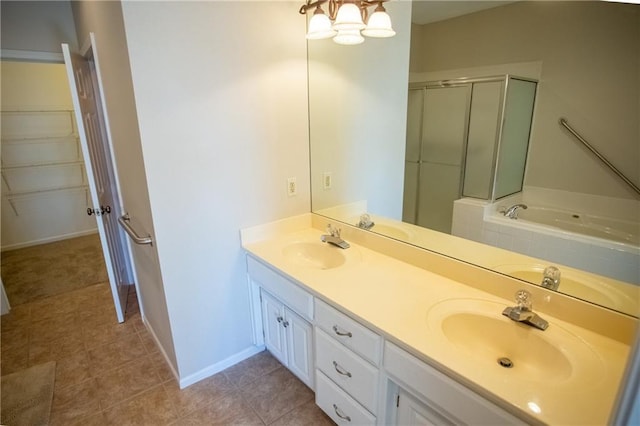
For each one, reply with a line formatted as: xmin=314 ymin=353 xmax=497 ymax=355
xmin=333 ymin=404 xmax=351 ymax=422
xmin=332 ymin=325 xmax=352 ymax=338
xmin=333 ymin=361 xmax=352 ymax=378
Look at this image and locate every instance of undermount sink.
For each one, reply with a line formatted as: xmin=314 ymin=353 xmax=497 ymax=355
xmin=282 ymin=242 xmax=348 ymax=270
xmin=427 ymin=298 xmax=605 ymax=386
xmin=495 ymin=264 xmax=638 ymax=314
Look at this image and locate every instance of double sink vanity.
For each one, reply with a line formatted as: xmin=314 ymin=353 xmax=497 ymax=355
xmin=240 ymin=213 xmax=634 ymax=425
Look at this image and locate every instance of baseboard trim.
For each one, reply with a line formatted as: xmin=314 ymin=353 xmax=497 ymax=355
xmin=1 ymin=229 xmax=98 ymax=252
xmin=178 ymin=345 xmax=266 ymax=389
xmin=141 ymin=315 xmax=180 ymax=383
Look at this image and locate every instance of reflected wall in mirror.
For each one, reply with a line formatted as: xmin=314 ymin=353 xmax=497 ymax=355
xmin=308 ymin=1 xmax=640 ymax=317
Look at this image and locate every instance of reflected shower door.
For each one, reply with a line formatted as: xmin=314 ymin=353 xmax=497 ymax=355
xmin=416 ymin=86 xmax=471 ymax=233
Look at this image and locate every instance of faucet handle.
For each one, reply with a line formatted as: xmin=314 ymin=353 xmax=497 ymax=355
xmin=543 ymin=266 xmax=561 ymax=282
xmin=514 ymin=289 xmax=532 ymax=310
xmin=326 ymin=224 xmax=341 ymax=238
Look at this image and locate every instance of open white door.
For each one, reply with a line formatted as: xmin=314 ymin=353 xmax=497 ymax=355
xmin=62 ymin=41 xmax=132 ymax=323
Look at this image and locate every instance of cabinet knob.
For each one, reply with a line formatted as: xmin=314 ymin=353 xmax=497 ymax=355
xmin=333 ymin=404 xmax=351 ymax=422
xmin=332 ymin=325 xmax=353 ymax=338
xmin=277 ymin=316 xmax=284 ymax=323
xmin=282 ymin=320 xmax=289 ymax=328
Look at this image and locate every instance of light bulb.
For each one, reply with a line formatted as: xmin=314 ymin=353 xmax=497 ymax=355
xmin=333 ymin=29 xmax=364 ymax=45
xmin=333 ymin=3 xmax=365 ymax=31
xmin=306 ymin=9 xmax=337 ymax=40
xmin=362 ymin=9 xmax=395 ymax=38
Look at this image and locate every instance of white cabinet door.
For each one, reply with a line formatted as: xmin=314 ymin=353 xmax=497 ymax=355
xmin=261 ymin=290 xmax=288 ymax=365
xmin=285 ymin=308 xmax=314 ymax=388
xmin=396 ymin=388 xmax=454 ymax=426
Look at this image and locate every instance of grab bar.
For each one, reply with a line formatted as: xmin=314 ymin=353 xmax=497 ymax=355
xmin=118 ymin=213 xmax=153 ymax=246
xmin=559 ymin=118 xmax=640 ymax=196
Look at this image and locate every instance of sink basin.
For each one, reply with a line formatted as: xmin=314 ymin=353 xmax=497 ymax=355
xmin=427 ymin=298 xmax=604 ymax=386
xmin=494 ymin=264 xmax=638 ymax=314
xmin=282 ymin=242 xmax=347 ymax=270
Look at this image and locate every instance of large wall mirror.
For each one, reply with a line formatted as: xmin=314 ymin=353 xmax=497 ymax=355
xmin=308 ymin=1 xmax=639 ymax=317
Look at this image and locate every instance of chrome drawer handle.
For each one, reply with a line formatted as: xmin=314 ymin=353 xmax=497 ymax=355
xmin=333 ymin=404 xmax=351 ymax=422
xmin=332 ymin=325 xmax=352 ymax=338
xmin=333 ymin=361 xmax=352 ymax=378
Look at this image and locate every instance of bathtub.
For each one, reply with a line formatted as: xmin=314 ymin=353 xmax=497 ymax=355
xmin=513 ymin=206 xmax=639 ymax=247
xmin=478 ymin=202 xmax=640 ymax=286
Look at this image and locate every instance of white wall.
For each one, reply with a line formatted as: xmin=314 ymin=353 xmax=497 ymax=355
xmin=120 ymin=1 xmax=310 ymax=382
xmin=0 ymin=0 xmax=78 ymax=55
xmin=308 ymin=1 xmax=412 ymax=220
xmin=411 ymin=1 xmax=640 ymax=200
xmin=71 ymin=1 xmax=179 ymax=373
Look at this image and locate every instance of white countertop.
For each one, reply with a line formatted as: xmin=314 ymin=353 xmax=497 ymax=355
xmin=241 ymin=215 xmax=634 ymax=425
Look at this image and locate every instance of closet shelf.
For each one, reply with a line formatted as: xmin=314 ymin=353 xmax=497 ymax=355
xmin=3 ymin=184 xmax=89 ymax=199
xmin=1 ymin=160 xmax=84 ymax=170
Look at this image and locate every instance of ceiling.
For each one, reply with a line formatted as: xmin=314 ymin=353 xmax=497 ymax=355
xmin=411 ymin=1 xmax=517 ymax=25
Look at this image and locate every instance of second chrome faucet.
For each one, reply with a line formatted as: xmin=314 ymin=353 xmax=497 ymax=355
xmin=321 ymin=224 xmax=350 ymax=249
xmin=502 ymin=289 xmax=549 ymax=331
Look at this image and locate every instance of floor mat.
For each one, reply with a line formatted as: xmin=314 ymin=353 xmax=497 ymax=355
xmin=1 ymin=361 xmax=56 ymax=426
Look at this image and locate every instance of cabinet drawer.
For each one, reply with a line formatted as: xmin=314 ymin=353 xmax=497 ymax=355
xmin=316 ymin=370 xmax=376 ymax=426
xmin=248 ymin=256 xmax=313 ymax=320
xmin=315 ymin=299 xmax=381 ymax=365
xmin=315 ymin=328 xmax=379 ymax=413
xmin=384 ymin=342 xmax=525 ymax=425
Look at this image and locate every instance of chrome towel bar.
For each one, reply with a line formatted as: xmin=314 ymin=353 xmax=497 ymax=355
xmin=118 ymin=213 xmax=153 ymax=245
xmin=559 ymin=118 xmax=640 ymax=196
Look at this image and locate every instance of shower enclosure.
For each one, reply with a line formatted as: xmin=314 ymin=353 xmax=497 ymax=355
xmin=402 ymin=75 xmax=537 ymax=233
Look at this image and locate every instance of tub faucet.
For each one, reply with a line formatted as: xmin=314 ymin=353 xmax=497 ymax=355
xmin=541 ymin=266 xmax=561 ymax=291
xmin=502 ymin=289 xmax=549 ymax=331
xmin=321 ymin=224 xmax=350 ymax=249
xmin=500 ymin=203 xmax=528 ymax=219
xmin=356 ymin=213 xmax=375 ymax=230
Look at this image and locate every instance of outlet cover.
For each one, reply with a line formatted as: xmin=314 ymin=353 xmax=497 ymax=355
xmin=287 ymin=177 xmax=297 ymax=196
xmin=323 ymin=172 xmax=332 ymax=190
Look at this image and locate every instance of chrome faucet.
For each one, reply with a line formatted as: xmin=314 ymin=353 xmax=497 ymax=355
xmin=500 ymin=203 xmax=528 ymax=219
xmin=502 ymin=289 xmax=549 ymax=331
xmin=355 ymin=213 xmax=375 ymax=230
xmin=321 ymin=224 xmax=350 ymax=249
xmin=541 ymin=266 xmax=561 ymax=291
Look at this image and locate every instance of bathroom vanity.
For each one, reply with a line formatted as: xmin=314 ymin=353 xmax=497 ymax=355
xmin=241 ymin=214 xmax=634 ymax=425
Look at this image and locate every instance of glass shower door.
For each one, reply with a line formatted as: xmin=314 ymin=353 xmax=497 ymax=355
xmin=416 ymin=86 xmax=471 ymax=233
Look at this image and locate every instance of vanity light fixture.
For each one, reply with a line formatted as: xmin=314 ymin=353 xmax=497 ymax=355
xmin=299 ymin=0 xmax=395 ymax=45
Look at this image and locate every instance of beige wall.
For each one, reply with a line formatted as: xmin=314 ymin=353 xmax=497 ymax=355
xmin=1 ymin=61 xmax=96 ymax=250
xmin=411 ymin=1 xmax=640 ymax=199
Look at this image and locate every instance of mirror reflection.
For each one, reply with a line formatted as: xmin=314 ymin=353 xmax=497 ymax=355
xmin=308 ymin=1 xmax=640 ymax=317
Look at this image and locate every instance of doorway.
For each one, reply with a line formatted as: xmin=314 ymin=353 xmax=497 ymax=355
xmin=1 ymin=38 xmax=136 ymax=324
xmin=0 ymin=60 xmax=110 ymax=305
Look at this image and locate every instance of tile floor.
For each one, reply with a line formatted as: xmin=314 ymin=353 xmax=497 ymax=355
xmin=1 ymin=282 xmax=334 ymax=425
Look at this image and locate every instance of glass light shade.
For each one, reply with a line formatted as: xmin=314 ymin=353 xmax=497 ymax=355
xmin=306 ymin=12 xmax=337 ymax=39
xmin=332 ymin=3 xmax=366 ymax=31
xmin=333 ymin=29 xmax=364 ymax=45
xmin=362 ymin=10 xmax=396 ymax=37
